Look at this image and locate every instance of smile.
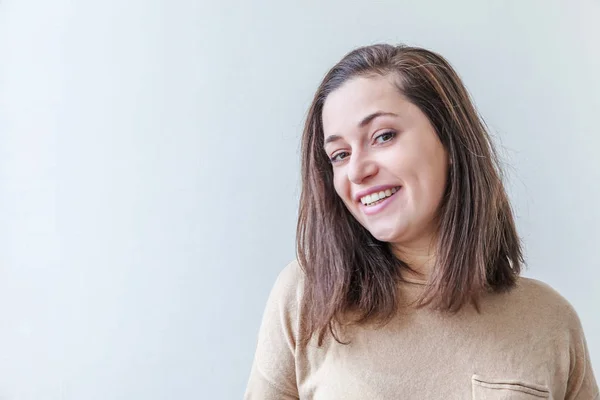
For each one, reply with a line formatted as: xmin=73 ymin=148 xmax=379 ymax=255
xmin=360 ymin=186 xmax=401 ymax=206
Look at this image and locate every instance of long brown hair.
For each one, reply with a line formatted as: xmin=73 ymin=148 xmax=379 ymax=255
xmin=296 ymin=44 xmax=523 ymax=345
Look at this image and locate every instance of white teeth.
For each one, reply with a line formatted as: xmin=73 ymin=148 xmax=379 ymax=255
xmin=360 ymin=187 xmax=400 ymax=206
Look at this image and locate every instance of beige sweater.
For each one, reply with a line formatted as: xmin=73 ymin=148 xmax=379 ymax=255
xmin=245 ymin=260 xmax=598 ymax=399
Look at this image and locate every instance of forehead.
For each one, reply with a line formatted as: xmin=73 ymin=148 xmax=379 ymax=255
xmin=322 ymin=75 xmax=404 ymax=135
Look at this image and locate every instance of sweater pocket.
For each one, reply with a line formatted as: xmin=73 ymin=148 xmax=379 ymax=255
xmin=472 ymin=374 xmax=550 ymax=399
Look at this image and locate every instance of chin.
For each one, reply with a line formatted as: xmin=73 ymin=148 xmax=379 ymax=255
xmin=366 ymin=224 xmax=405 ymax=243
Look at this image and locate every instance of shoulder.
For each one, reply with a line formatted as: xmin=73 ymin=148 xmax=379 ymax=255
xmin=270 ymin=259 xmax=305 ymax=303
xmin=262 ymin=260 xmax=306 ymax=324
xmin=490 ymin=277 xmax=598 ymax=398
xmin=509 ymin=276 xmax=583 ymax=330
xmin=481 ymin=275 xmax=589 ymax=354
xmin=247 ymin=260 xmax=305 ymax=397
xmin=275 ymin=259 xmax=305 ymax=288
xmin=515 ymin=276 xmax=574 ymax=311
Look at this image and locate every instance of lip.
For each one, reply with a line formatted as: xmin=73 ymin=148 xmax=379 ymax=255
xmin=354 ymin=184 xmax=402 ymax=203
xmin=359 ymin=187 xmax=401 ymax=216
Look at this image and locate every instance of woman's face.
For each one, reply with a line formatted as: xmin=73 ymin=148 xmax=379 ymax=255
xmin=322 ymin=74 xmax=449 ymax=250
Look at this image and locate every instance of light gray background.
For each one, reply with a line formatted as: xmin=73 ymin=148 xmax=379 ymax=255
xmin=0 ymin=0 xmax=598 ymax=399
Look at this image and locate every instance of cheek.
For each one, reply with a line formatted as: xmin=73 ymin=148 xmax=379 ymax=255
xmin=405 ymin=154 xmax=447 ymax=206
xmin=422 ymin=159 xmax=449 ymax=211
xmin=332 ymin=174 xmax=346 ymax=198
xmin=432 ymin=155 xmax=449 ymax=193
xmin=333 ymin=174 xmax=358 ymax=212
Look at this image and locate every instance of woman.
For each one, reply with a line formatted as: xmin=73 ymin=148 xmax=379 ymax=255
xmin=245 ymin=44 xmax=598 ymax=399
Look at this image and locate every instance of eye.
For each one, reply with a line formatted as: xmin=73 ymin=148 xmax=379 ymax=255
xmin=330 ymin=151 xmax=350 ymax=163
xmin=374 ymin=130 xmax=396 ymax=144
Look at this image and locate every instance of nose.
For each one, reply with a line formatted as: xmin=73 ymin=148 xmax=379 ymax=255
xmin=347 ymin=151 xmax=378 ymax=184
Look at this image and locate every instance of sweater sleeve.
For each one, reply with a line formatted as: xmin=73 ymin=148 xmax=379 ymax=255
xmin=565 ymin=308 xmax=598 ymax=400
xmin=244 ymin=261 xmax=303 ymax=400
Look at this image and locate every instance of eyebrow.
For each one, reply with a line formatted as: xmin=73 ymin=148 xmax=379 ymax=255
xmin=323 ymin=111 xmax=398 ymax=146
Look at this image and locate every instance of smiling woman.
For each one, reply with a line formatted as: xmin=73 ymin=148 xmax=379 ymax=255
xmin=322 ymin=76 xmax=449 ymax=250
xmin=244 ymin=44 xmax=599 ymax=399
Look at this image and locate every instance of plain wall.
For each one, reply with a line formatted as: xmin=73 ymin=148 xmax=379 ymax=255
xmin=0 ymin=0 xmax=598 ymax=398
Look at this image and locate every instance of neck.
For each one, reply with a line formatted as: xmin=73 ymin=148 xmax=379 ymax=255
xmin=390 ymin=238 xmax=436 ymax=281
